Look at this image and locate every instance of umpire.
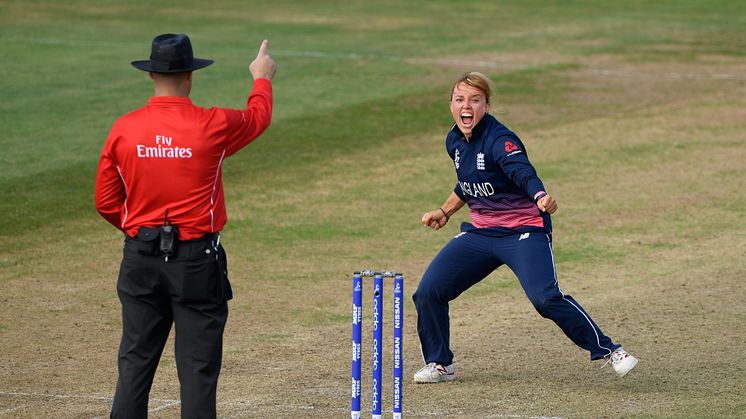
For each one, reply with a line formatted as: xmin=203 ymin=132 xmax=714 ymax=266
xmin=94 ymin=33 xmax=276 ymax=418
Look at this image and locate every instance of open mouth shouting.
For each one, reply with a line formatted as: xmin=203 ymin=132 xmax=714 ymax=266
xmin=450 ymin=82 xmax=489 ymax=139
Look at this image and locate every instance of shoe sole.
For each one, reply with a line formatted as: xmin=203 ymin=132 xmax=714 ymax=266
xmin=414 ymin=375 xmax=456 ymax=384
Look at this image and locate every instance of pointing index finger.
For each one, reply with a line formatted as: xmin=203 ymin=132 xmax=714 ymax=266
xmin=257 ymin=39 xmax=268 ymax=56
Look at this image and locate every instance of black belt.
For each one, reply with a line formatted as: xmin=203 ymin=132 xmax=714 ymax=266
xmin=127 ymin=227 xmax=220 ymax=262
xmin=179 ymin=232 xmax=220 ymax=243
xmin=128 ymin=229 xmax=219 ymax=243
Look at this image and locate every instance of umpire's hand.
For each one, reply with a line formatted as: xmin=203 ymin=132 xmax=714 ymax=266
xmin=250 ymin=39 xmax=277 ymax=80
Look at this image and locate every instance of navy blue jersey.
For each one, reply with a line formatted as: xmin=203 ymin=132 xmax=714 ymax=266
xmin=446 ymin=113 xmax=551 ymax=235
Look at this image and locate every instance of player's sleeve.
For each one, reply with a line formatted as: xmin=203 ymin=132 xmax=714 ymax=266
xmin=445 ymin=135 xmax=467 ymax=201
xmin=221 ymin=78 xmax=273 ymax=156
xmin=94 ymin=142 xmax=126 ymax=231
xmin=453 ymin=183 xmax=466 ymax=201
xmin=493 ymin=135 xmax=546 ymax=201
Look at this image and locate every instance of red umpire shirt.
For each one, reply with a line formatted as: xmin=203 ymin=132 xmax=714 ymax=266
xmin=95 ymin=78 xmax=272 ymax=239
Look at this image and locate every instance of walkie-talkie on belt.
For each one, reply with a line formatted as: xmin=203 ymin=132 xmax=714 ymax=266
xmin=160 ymin=209 xmax=177 ymax=262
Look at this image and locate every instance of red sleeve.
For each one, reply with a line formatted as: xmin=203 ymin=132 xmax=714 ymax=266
xmin=94 ymin=139 xmax=126 ymax=231
xmin=222 ymin=78 xmax=273 ymax=156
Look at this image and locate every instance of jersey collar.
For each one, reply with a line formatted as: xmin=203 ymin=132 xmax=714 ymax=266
xmin=147 ymin=96 xmax=193 ymax=106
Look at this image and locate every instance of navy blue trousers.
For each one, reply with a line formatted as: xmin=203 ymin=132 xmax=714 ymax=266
xmin=413 ymin=228 xmax=619 ymax=366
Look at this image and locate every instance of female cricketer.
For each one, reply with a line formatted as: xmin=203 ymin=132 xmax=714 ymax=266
xmin=412 ymin=71 xmax=638 ymax=383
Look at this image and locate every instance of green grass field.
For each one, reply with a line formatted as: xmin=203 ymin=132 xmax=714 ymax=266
xmin=1 ymin=1 xmax=745 ymax=417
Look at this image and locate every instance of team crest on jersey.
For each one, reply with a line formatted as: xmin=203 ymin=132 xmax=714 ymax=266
xmin=476 ymin=152 xmax=485 ymax=170
xmin=454 ymin=149 xmax=460 ymax=169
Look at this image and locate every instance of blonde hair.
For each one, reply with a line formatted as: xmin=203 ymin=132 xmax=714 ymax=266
xmin=450 ymin=71 xmax=494 ymax=103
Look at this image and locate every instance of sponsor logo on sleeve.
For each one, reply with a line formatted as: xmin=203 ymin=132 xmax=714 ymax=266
xmin=504 ymin=140 xmax=522 ymax=157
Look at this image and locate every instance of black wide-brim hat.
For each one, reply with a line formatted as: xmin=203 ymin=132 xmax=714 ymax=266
xmin=132 ymin=33 xmax=213 ymax=73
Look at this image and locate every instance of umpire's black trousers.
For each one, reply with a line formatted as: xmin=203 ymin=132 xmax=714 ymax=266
xmin=111 ymin=232 xmax=232 ymax=419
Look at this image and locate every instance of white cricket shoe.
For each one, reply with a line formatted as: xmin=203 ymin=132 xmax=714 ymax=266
xmin=414 ymin=362 xmax=455 ymax=383
xmin=605 ymin=347 xmax=638 ymax=377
